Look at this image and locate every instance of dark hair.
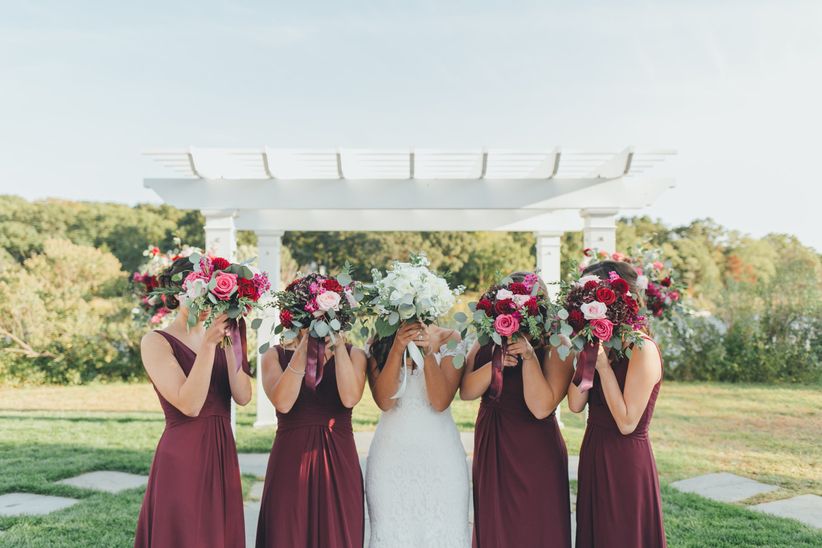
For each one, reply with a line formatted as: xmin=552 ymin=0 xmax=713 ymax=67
xmin=369 ymin=333 xmax=395 ymax=370
xmin=582 ymin=260 xmax=651 ymax=336
xmin=157 ymin=256 xmax=195 ymax=310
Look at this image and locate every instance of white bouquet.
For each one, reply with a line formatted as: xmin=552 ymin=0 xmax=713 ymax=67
xmin=364 ymin=254 xmax=463 ymax=395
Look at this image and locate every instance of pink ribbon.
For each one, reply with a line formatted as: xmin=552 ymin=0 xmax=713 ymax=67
xmin=227 ymin=318 xmax=250 ymax=374
xmin=572 ymin=339 xmax=599 ymax=393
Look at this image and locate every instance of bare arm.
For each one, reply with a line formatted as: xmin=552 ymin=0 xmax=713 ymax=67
xmin=509 ymin=338 xmax=572 ymax=419
xmin=567 ymin=376 xmax=590 ymax=413
xmin=459 ymin=341 xmax=517 ymax=401
xmin=368 ymin=323 xmax=420 ymax=411
xmin=597 ymin=341 xmax=661 ymax=435
xmin=141 ymin=316 xmax=228 ymax=417
xmin=334 ymin=338 xmax=368 ymax=408
xmin=261 ymin=336 xmax=307 ymax=414
xmin=224 ymin=346 xmax=252 ymax=406
xmin=423 ymin=329 xmax=463 ymax=412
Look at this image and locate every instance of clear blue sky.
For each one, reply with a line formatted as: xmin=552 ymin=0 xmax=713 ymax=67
xmin=1 ymin=1 xmax=820 ymax=249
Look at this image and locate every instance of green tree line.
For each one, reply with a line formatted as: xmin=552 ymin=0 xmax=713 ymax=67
xmin=0 ymin=196 xmax=819 ymax=384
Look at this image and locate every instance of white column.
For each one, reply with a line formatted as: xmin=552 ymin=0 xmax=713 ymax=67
xmin=580 ymin=209 xmax=618 ymax=253
xmin=535 ymin=231 xmax=565 ymax=427
xmin=254 ymin=229 xmax=283 ymax=428
xmin=203 ymin=210 xmax=238 ymax=435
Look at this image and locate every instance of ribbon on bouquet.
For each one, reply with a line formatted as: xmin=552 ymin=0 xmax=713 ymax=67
xmin=226 ymin=317 xmax=250 ymax=374
xmin=389 ymin=341 xmax=426 ymax=400
xmin=484 ymin=339 xmax=509 ymax=401
xmin=571 ymin=339 xmax=599 ymax=393
xmin=305 ymin=336 xmax=328 ymax=391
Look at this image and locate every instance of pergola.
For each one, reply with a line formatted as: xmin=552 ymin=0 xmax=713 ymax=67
xmin=144 ymin=146 xmax=676 ymax=427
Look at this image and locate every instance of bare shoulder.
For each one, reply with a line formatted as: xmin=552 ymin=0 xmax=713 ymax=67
xmin=141 ymin=331 xmax=170 ymax=352
xmin=434 ymin=325 xmax=460 ymax=346
xmin=350 ymin=346 xmax=368 ymax=361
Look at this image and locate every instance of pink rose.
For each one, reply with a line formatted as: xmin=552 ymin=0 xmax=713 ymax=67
xmin=590 ymin=318 xmax=614 ymax=341
xmin=211 ymin=272 xmax=238 ymax=301
xmin=653 ymin=261 xmax=664 ymax=270
xmin=315 ymin=290 xmax=341 ymax=312
xmin=494 ymin=313 xmax=520 ymax=337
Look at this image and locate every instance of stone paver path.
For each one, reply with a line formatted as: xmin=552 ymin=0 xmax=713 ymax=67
xmin=238 ymin=453 xmax=269 ymax=478
xmin=244 ymin=501 xmax=260 ymax=547
xmin=750 ymin=494 xmax=822 ymax=530
xmin=0 ymin=493 xmax=78 ymax=517
xmin=671 ymin=472 xmax=777 ymax=503
xmin=57 ymin=471 xmax=148 ymax=494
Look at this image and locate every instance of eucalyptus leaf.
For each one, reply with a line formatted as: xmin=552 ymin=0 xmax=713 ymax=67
xmin=388 ymin=311 xmax=400 ymax=326
xmin=188 ymin=253 xmax=201 ymax=265
xmin=473 ymin=310 xmax=488 ymax=322
xmin=560 ymin=323 xmax=573 ymax=337
xmin=467 ymin=302 xmax=477 ymax=312
xmin=250 ymin=318 xmax=263 ymax=330
xmin=171 ymin=272 xmax=183 ymax=282
xmin=557 ymin=345 xmax=571 ymax=360
xmin=274 ymin=324 xmax=284 ymax=334
xmin=453 ymin=354 xmax=465 ymax=369
xmin=337 ymin=272 xmax=352 ymax=286
xmin=258 ymin=342 xmax=270 ymax=354
xmin=241 ymin=266 xmax=253 ymax=279
xmin=291 ymin=320 xmax=303 ymax=328
xmin=557 ymin=308 xmax=569 ymax=320
xmin=283 ymin=329 xmax=298 ymax=341
xmin=228 ymin=307 xmax=242 ymax=319
xmin=549 ymin=334 xmax=561 ymax=347
xmin=330 ymin=318 xmax=341 ymax=331
xmin=491 ymin=332 xmax=502 ymax=346
xmin=446 ymin=339 xmax=458 ymax=351
xmin=360 ymin=326 xmax=370 ymax=338
xmin=314 ymin=321 xmax=329 ymax=337
xmin=453 ymin=312 xmax=468 ymax=324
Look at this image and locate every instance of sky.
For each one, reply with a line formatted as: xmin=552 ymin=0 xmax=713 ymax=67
xmin=1 ymin=1 xmax=820 ymax=250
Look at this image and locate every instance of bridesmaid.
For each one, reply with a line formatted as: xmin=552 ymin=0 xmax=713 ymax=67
xmin=460 ymin=272 xmax=574 ymax=548
xmin=255 ymin=325 xmax=368 ymax=547
xmin=568 ymin=260 xmax=667 ymax=548
xmin=135 ymin=257 xmax=253 ymax=548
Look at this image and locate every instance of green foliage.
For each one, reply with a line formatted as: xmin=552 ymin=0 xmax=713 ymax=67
xmin=0 ymin=239 xmax=143 ymax=384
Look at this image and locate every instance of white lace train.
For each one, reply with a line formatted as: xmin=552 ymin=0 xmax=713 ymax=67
xmin=365 ymin=347 xmax=471 ymax=548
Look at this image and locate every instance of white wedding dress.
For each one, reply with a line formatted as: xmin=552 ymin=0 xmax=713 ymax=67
xmin=365 ymin=345 xmax=471 ymax=548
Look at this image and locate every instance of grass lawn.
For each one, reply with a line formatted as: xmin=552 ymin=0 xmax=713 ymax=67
xmin=0 ymin=382 xmax=820 ymax=546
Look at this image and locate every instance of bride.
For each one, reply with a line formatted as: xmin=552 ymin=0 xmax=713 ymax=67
xmin=365 ymin=320 xmax=471 ymax=548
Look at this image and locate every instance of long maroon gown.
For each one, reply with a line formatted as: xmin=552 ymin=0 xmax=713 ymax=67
xmin=575 ymin=341 xmax=666 ymax=548
xmin=255 ymin=345 xmax=363 ymax=548
xmin=472 ymin=345 xmax=572 ymax=548
xmin=134 ymin=330 xmax=247 ymax=548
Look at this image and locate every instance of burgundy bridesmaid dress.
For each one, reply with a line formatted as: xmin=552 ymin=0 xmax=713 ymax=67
xmin=575 ymin=340 xmax=666 ymax=548
xmin=134 ymin=330 xmax=247 ymax=548
xmin=472 ymin=345 xmax=572 ymax=548
xmin=255 ymin=345 xmax=364 ymax=548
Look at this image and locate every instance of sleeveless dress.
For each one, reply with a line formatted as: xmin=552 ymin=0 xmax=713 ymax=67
xmin=471 ymin=346 xmax=571 ymax=548
xmin=134 ymin=330 xmax=246 ymax=548
xmin=365 ymin=346 xmax=471 ymax=548
xmin=255 ymin=345 xmax=364 ymax=548
xmin=575 ymin=340 xmax=666 ymax=548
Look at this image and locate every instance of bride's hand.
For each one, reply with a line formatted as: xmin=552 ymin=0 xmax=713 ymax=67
xmin=391 ymin=322 xmax=422 ymax=353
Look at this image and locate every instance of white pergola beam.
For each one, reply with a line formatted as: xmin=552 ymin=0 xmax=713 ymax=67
xmin=144 ymin=176 xmax=674 ymax=212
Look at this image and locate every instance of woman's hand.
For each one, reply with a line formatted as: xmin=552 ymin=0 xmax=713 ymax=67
xmin=502 ymin=352 xmax=519 ymax=367
xmin=203 ymin=314 xmax=229 ymax=348
xmin=507 ymin=337 xmax=537 ymax=362
xmin=595 ymin=344 xmax=611 ymax=371
xmin=391 ymin=322 xmax=426 ymax=353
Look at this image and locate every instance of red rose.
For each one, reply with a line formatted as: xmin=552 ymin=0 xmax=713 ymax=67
xmin=238 ymin=278 xmax=259 ymax=300
xmin=494 ymin=299 xmax=514 ymax=314
xmin=623 ymin=294 xmax=639 ymax=313
xmin=584 ymin=280 xmax=599 ymax=291
xmin=280 ymin=309 xmax=294 ymax=328
xmin=661 ymin=277 xmax=672 ymax=287
xmin=151 ymin=247 xmax=160 ymax=256
xmin=323 ymin=278 xmax=343 ymax=293
xmin=526 ymin=297 xmax=540 ymax=316
xmin=211 ymin=257 xmax=231 ymax=271
xmin=595 ymin=287 xmax=616 ymax=305
xmin=568 ymin=309 xmax=585 ymax=330
xmin=476 ymin=298 xmax=493 ymax=316
xmin=509 ymin=282 xmax=529 ymax=295
xmin=653 ymin=307 xmax=664 ymax=317
xmin=611 ymin=278 xmax=629 ymax=293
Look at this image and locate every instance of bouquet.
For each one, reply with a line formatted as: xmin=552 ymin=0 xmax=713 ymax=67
xmin=266 ymin=265 xmax=362 ymax=390
xmin=131 ymin=239 xmax=200 ymax=325
xmin=469 ymin=272 xmax=553 ymax=400
xmin=580 ymin=247 xmax=685 ymax=321
xmin=550 ymin=270 xmax=647 ymax=392
xmin=364 ymin=254 xmax=463 ymax=397
xmin=152 ymin=252 xmax=271 ymax=371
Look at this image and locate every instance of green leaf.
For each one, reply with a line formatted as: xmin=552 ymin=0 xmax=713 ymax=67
xmin=557 ymin=308 xmax=569 ymax=320
xmin=453 ymin=312 xmax=468 ymax=324
xmin=468 ymin=302 xmax=477 ymax=312
xmin=388 ymin=311 xmax=400 ymax=326
xmin=549 ymin=334 xmax=561 ymax=347
xmin=557 ymin=345 xmax=571 ymax=360
xmin=241 ymin=266 xmax=253 ymax=279
xmin=314 ymin=321 xmax=329 ymax=337
xmin=274 ymin=324 xmax=284 ymax=334
xmin=337 ymin=272 xmax=352 ymax=286
xmin=283 ymin=329 xmax=298 ymax=341
xmin=250 ymin=318 xmax=263 ymax=330
xmin=228 ymin=307 xmax=243 ymax=319
xmin=473 ymin=310 xmax=488 ymax=323
xmin=446 ymin=339 xmax=458 ymax=351
xmin=560 ymin=323 xmax=573 ymax=337
xmin=258 ymin=342 xmax=270 ymax=354
xmin=188 ymin=252 xmax=201 ymax=265
xmin=171 ymin=272 xmax=183 ymax=282
xmin=360 ymin=326 xmax=370 ymax=338
xmin=491 ymin=332 xmax=502 ymax=346
xmin=625 ymin=347 xmax=633 ymax=359
xmin=291 ymin=320 xmax=303 ymax=328
xmin=453 ymin=354 xmax=465 ymax=369
xmin=330 ymin=318 xmax=341 ymax=331
xmin=478 ymin=333 xmax=490 ymax=346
